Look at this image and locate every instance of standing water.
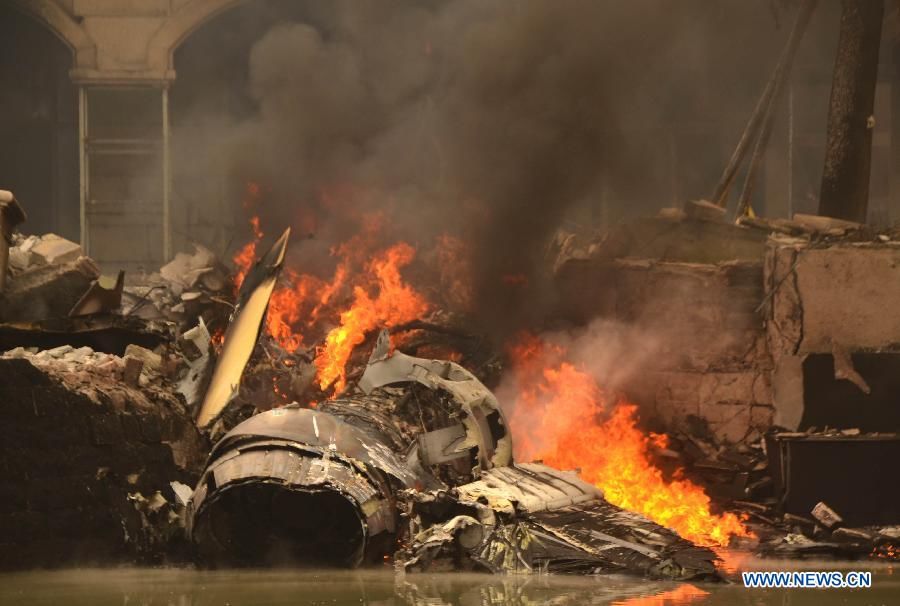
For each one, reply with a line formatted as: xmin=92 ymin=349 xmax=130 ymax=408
xmin=0 ymin=557 xmax=895 ymax=605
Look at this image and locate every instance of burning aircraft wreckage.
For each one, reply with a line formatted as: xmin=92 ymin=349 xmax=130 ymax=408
xmin=187 ymin=230 xmax=719 ymax=579
xmin=4 ymin=186 xmax=897 ymax=577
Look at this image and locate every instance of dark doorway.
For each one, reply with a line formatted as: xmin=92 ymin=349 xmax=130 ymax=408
xmin=801 ymin=353 xmax=900 ymax=432
xmin=0 ymin=6 xmax=79 ymax=241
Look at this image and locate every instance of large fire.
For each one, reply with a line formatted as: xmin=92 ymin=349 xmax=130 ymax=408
xmin=314 ymin=242 xmax=429 ymax=393
xmin=231 ymin=185 xmax=748 ymax=548
xmin=505 ymin=333 xmax=753 ymax=548
xmin=231 ymin=189 xmax=429 ymax=395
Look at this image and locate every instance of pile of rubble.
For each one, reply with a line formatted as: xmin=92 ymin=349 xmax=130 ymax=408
xmin=746 ymin=501 xmax=899 ymax=560
xmin=124 ymin=244 xmax=232 ymax=334
xmin=2 ymin=187 xmax=896 ymax=570
xmin=0 ymin=344 xmax=205 ymax=567
xmin=1 ymin=232 xmax=101 ymax=322
xmin=0 ymin=193 xmax=221 ymax=567
xmin=652 ymin=417 xmax=900 ymax=561
xmin=654 ymin=416 xmax=773 ymax=504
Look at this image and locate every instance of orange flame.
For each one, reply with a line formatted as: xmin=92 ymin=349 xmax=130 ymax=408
xmin=233 ymin=182 xmax=265 ymax=289
xmin=505 ymin=333 xmax=752 ymax=548
xmin=233 ymin=238 xmax=258 ymax=289
xmin=614 ymin=583 xmax=709 ymax=606
xmin=314 ymin=242 xmax=429 ymax=393
xmin=873 ymin=543 xmax=899 ymax=560
xmin=230 ymin=186 xmax=432 ymax=395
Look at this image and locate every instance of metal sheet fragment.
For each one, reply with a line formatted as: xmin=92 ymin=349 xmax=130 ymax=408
xmin=196 ymin=228 xmax=290 ymax=427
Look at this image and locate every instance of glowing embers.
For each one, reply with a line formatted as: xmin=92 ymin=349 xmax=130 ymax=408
xmin=504 ymin=333 xmax=753 ymax=548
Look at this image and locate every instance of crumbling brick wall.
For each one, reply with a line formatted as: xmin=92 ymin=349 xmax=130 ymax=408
xmin=765 ymin=238 xmax=900 ymax=430
xmin=556 ymin=256 xmax=773 ymax=443
xmin=0 ymin=355 xmax=206 ymax=568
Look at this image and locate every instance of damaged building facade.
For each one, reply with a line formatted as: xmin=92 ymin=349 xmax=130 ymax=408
xmin=4 ymin=1 xmax=900 ymax=271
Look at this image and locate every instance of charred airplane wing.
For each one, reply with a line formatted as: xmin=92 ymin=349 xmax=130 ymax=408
xmin=398 ymin=463 xmax=719 ymax=580
xmin=196 ymin=228 xmax=290 ymax=427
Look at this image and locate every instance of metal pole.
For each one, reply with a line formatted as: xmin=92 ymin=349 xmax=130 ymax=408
xmin=78 ymin=86 xmax=88 ymax=254
xmin=788 ymin=81 xmax=794 ymax=218
xmin=162 ymin=86 xmax=172 ymax=262
xmin=712 ymin=0 xmax=818 ymax=207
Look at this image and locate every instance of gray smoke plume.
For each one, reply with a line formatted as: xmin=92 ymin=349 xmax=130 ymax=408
xmin=173 ymin=0 xmax=797 ymax=336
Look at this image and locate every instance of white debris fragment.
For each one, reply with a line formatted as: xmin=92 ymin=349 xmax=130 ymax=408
xmin=30 ymin=233 xmax=84 ymax=266
xmin=170 ymin=481 xmax=194 ymax=507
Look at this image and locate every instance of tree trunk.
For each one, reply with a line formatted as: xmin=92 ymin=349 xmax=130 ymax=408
xmin=818 ymin=0 xmax=885 ymax=222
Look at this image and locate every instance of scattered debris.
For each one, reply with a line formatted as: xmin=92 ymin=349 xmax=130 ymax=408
xmin=1 ymin=204 xmax=897 ymax=572
xmin=69 ymin=270 xmax=126 ymax=317
xmin=812 ymin=502 xmax=844 ymax=530
xmin=187 ymin=345 xmax=721 ymax=579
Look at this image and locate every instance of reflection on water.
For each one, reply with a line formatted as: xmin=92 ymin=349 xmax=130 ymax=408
xmin=0 ymin=557 xmax=894 ymax=606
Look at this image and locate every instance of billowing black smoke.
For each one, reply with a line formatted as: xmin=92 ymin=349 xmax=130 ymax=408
xmin=173 ymin=0 xmax=803 ymax=337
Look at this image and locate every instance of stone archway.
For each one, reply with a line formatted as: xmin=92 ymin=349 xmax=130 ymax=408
xmin=147 ymin=0 xmax=255 ymax=76
xmin=7 ymin=0 xmax=96 ymax=70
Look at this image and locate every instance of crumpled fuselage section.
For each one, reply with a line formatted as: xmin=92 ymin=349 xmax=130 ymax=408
xmin=187 ymin=337 xmax=719 ymax=579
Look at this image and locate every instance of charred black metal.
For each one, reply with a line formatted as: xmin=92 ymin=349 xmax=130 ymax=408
xmin=186 ymin=334 xmax=721 ymax=579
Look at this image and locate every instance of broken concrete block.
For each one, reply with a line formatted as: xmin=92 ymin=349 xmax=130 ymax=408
xmin=123 ymin=356 xmax=144 ymax=387
xmin=31 ymin=234 xmax=83 ymax=266
xmin=18 ymin=235 xmax=39 ymax=254
xmin=124 ymin=344 xmax=162 ymax=374
xmin=8 ymin=246 xmax=31 ymax=271
xmin=64 ymin=347 xmax=94 ymax=364
xmin=811 ymin=501 xmax=843 ymax=529
xmin=160 ymin=244 xmax=217 ymax=288
xmin=45 ymin=345 xmax=74 ymax=358
xmin=69 ymin=271 xmax=125 ymax=317
xmin=831 ymin=527 xmax=875 ymax=543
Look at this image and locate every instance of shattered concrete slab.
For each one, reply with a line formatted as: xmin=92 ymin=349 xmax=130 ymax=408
xmin=30 ymin=233 xmax=84 ymax=266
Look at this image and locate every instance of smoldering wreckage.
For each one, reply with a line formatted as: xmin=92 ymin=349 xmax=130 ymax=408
xmin=2 ymin=185 xmax=900 ymax=579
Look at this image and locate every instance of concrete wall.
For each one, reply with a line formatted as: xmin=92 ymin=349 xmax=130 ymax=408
xmin=556 ymin=237 xmax=774 ymax=444
xmin=765 ymin=238 xmax=900 ymax=429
